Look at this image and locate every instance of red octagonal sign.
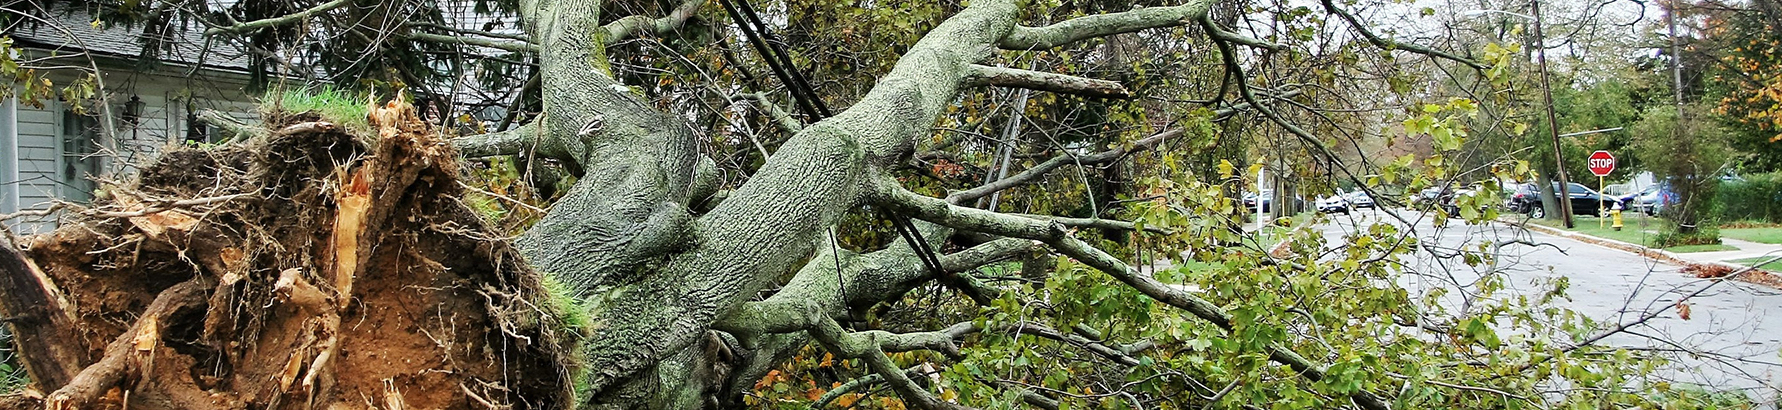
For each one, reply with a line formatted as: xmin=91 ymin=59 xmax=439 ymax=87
xmin=1588 ymin=150 xmax=1616 ymax=177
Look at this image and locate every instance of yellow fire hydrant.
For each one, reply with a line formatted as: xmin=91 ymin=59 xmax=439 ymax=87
xmin=1611 ymin=202 xmax=1625 ymax=231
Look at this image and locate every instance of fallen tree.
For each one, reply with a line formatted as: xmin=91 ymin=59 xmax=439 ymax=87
xmin=2 ymin=0 xmax=1771 ymax=409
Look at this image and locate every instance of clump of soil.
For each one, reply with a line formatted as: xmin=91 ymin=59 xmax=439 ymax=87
xmin=0 ymin=101 xmax=572 ymax=409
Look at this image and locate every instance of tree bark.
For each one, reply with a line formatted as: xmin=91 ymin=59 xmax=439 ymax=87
xmin=0 ymin=235 xmax=84 ymax=391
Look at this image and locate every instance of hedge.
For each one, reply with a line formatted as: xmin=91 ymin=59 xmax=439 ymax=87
xmin=1713 ymin=172 xmax=1782 ymax=223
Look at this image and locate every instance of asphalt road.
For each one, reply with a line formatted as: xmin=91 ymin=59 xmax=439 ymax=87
xmin=1312 ymin=207 xmax=1782 ymax=403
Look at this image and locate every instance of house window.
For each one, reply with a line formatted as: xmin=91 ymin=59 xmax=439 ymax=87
xmin=185 ymin=109 xmax=211 ymax=144
xmin=61 ymin=109 xmax=101 ymax=203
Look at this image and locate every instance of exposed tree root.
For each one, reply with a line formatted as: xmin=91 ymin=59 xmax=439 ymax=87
xmin=46 ymin=280 xmax=211 ymax=410
xmin=0 ymin=103 xmax=572 ymax=410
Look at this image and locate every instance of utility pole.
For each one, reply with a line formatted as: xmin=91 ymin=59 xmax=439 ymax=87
xmin=1669 ymin=0 xmax=1685 ymax=108
xmin=1667 ymin=0 xmax=1698 ymax=233
xmin=1534 ymin=0 xmax=1575 ymax=228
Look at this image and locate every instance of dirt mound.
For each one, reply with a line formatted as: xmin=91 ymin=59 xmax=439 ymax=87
xmin=0 ymin=102 xmax=572 ymax=409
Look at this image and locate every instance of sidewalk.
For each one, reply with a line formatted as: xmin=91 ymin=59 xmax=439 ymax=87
xmin=1686 ymin=237 xmax=1782 ymax=264
xmin=1507 ymin=219 xmax=1782 ymax=288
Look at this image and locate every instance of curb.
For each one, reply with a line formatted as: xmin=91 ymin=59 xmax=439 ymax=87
xmin=1503 ymin=218 xmax=1782 ymax=289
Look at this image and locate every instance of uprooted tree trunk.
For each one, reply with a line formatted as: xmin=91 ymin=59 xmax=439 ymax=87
xmin=3 ymin=0 xmax=1418 ymax=408
xmin=0 ymin=105 xmax=572 ymax=409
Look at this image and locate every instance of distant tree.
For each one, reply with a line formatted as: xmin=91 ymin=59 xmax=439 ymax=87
xmin=1633 ymin=103 xmax=1732 ymax=234
xmin=1703 ymin=0 xmax=1782 ymax=171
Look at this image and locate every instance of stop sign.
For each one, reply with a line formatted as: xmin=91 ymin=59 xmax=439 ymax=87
xmin=1587 ymin=151 xmax=1616 ymax=177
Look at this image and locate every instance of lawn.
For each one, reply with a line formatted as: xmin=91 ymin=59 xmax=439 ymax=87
xmin=1526 ymin=215 xmax=1739 ymax=253
xmin=1721 ymin=227 xmax=1782 ymax=244
xmin=1250 ymin=212 xmax=1316 ymax=249
xmin=1667 ymin=244 xmax=1741 ymax=253
xmin=1730 ymin=256 xmax=1782 ymax=271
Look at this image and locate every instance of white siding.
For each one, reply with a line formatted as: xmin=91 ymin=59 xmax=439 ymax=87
xmin=6 ymin=67 xmax=258 ymax=234
xmin=1 ymin=96 xmax=15 ymax=216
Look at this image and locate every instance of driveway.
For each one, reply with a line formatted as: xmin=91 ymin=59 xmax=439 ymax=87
xmin=1311 ymin=208 xmax=1782 ymax=402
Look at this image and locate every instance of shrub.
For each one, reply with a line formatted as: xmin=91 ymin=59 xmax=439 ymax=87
xmin=1653 ymin=225 xmax=1722 ymax=248
xmin=1712 ymin=172 xmax=1782 ymax=224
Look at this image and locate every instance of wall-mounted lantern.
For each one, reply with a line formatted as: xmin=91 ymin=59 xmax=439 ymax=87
xmin=121 ymin=95 xmax=144 ymax=125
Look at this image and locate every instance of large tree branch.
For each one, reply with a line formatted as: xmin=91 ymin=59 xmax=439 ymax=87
xmin=204 ymin=0 xmax=351 ymax=36
xmin=964 ymin=65 xmax=1131 ymax=99
xmin=453 ymin=121 xmax=551 ymax=158
xmin=729 ymin=92 xmax=803 ymax=133
xmin=1016 ymin=214 xmax=1165 ymax=233
xmin=406 ymin=22 xmax=536 ymax=43
xmin=404 ymin=32 xmax=540 ymax=53
xmin=717 ymin=300 xmax=976 ymax=410
xmin=602 ymin=0 xmax=707 ymax=43
xmin=949 ymin=128 xmax=1180 ymax=204
xmin=871 ymin=181 xmax=1395 ymax=410
xmin=1316 ymin=0 xmax=1487 ymax=70
xmin=193 ymin=109 xmax=265 ymax=143
xmin=999 ymin=2 xmax=1213 ymax=50
xmin=719 ymin=225 xmax=1038 ymax=401
xmin=615 ymin=4 xmax=1033 ymax=394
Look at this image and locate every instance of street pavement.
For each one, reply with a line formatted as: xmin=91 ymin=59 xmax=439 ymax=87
xmin=1311 ymin=208 xmax=1782 ymax=404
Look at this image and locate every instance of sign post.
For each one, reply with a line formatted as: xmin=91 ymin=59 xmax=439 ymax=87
xmin=1588 ymin=151 xmax=1616 ymax=227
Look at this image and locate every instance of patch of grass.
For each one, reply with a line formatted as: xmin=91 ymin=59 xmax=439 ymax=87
xmin=1665 ymin=244 xmax=1739 ymax=253
xmin=1529 ymin=216 xmax=1660 ymax=246
xmin=264 ymin=86 xmax=370 ymax=131
xmin=1528 ymin=215 xmax=1737 ymax=253
xmin=0 ymin=329 xmax=27 ymax=394
xmin=1730 ymin=256 xmax=1782 ymax=271
xmin=1252 ymin=212 xmax=1316 ymax=247
xmin=1719 ymin=220 xmax=1782 ymax=229
xmin=538 ymin=274 xmax=592 ymax=332
xmin=1721 ymin=227 xmax=1782 ymax=244
xmin=536 ymin=274 xmax=594 ymax=401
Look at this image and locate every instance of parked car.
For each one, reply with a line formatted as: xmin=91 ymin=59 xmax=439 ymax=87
xmin=1344 ymin=191 xmax=1376 ymax=209
xmin=1627 ymin=184 xmax=1677 ymax=216
xmin=1504 ymin=182 xmax=1624 ymax=217
xmin=1243 ymin=190 xmax=1274 ymax=212
xmin=1413 ymin=186 xmax=1449 ymax=209
xmin=1317 ymin=195 xmax=1351 ymax=214
xmin=1244 ymin=190 xmax=1308 ymax=213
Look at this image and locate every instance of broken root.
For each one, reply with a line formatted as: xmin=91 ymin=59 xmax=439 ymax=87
xmin=1 ymin=103 xmax=573 ymax=409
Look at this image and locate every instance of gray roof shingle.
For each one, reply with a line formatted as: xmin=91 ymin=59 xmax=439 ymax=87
xmin=6 ymin=5 xmax=253 ymax=72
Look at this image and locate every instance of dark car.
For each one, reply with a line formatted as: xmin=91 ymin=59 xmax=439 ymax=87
xmin=1243 ymin=190 xmax=1274 ymax=213
xmin=1505 ymin=182 xmax=1624 ymax=217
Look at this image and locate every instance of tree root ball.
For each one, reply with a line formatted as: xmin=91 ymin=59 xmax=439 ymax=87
xmin=0 ymin=106 xmax=574 ymax=410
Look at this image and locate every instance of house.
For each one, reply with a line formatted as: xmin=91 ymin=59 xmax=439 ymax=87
xmin=2 ymin=6 xmax=262 ymax=233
